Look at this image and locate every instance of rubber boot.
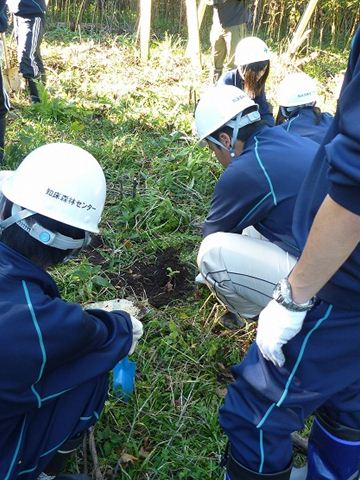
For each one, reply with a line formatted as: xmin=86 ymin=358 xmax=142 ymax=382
xmin=0 ymin=115 xmax=6 ymax=165
xmin=306 ymin=412 xmax=360 ymax=479
xmin=26 ymin=78 xmax=41 ymax=103
xmin=224 ymin=448 xmax=292 ymax=479
xmin=289 ymin=466 xmax=307 ymax=480
xmin=44 ymin=435 xmax=84 ymax=476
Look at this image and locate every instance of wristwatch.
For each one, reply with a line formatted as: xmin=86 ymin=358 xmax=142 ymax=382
xmin=273 ymin=277 xmax=315 ymax=312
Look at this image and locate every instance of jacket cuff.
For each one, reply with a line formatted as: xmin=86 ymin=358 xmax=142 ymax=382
xmin=329 ymin=183 xmax=360 ymax=215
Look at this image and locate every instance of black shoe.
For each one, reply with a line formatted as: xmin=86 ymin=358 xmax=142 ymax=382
xmin=220 ymin=311 xmax=246 ymax=330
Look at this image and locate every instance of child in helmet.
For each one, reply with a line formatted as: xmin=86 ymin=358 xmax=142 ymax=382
xmin=276 ymin=72 xmax=333 ymax=144
xmin=0 ymin=144 xmax=143 ymax=479
xmin=194 ymin=85 xmax=318 ymax=324
xmin=218 ymin=36 xmax=274 ymax=126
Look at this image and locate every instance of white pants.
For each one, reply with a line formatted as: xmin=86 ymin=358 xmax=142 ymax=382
xmin=197 ymin=228 xmax=297 ymax=318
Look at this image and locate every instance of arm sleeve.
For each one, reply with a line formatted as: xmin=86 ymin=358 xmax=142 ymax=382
xmin=203 ymin=166 xmax=275 ymax=237
xmin=326 ymin=67 xmax=360 ymax=215
xmin=34 ymin=299 xmax=133 ymax=400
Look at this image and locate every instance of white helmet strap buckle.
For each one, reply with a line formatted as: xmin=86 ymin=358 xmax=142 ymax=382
xmin=207 ymin=110 xmax=261 ymax=156
xmin=0 ymin=204 xmax=90 ymax=250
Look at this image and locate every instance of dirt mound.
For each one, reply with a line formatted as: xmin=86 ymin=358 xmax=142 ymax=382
xmin=118 ymin=247 xmax=193 ymax=307
xmin=85 ymin=239 xmax=193 ymax=307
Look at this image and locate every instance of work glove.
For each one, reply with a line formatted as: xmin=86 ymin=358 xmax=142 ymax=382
xmin=195 ymin=272 xmax=206 ymax=285
xmin=256 ymin=299 xmax=306 ymax=367
xmin=129 ymin=315 xmax=144 ymax=355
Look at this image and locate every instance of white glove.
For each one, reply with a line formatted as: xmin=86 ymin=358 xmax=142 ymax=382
xmin=195 ymin=272 xmax=207 ymax=285
xmin=129 ymin=315 xmax=144 ymax=355
xmin=256 ymin=300 xmax=306 ymax=367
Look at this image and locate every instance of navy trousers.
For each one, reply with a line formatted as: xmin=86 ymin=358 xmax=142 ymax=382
xmin=0 ymin=66 xmax=10 ymax=117
xmin=219 ymin=301 xmax=360 ymax=474
xmin=5 ymin=375 xmax=108 ymax=479
xmin=13 ymin=15 xmax=45 ymax=80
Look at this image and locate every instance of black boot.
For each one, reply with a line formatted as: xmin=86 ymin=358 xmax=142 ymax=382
xmin=26 ymin=78 xmax=41 ymax=103
xmin=0 ymin=115 xmax=6 ymax=164
xmin=224 ymin=448 xmax=292 ymax=479
xmin=44 ymin=435 xmax=84 ymax=476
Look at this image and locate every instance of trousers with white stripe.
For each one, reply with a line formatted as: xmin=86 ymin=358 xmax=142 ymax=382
xmin=13 ymin=14 xmax=45 ymax=81
xmin=219 ymin=301 xmax=360 ymax=476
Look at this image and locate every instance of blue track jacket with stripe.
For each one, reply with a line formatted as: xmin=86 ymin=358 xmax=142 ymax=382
xmin=281 ymin=107 xmax=333 ymax=144
xmin=0 ymin=242 xmax=133 ymax=479
xmin=218 ymin=69 xmax=275 ymax=126
xmin=7 ymin=0 xmax=46 ymax=16
xmin=203 ymin=124 xmax=319 ymax=257
xmin=293 ymin=25 xmax=360 ymax=309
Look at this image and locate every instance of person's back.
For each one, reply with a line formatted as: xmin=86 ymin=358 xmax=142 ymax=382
xmin=276 ymin=72 xmax=333 ymax=144
xmin=204 ymin=124 xmax=318 ymax=256
xmin=281 ymin=107 xmax=333 ymax=144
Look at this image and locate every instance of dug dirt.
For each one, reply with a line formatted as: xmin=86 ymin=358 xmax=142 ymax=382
xmin=86 ymin=239 xmax=193 ymax=307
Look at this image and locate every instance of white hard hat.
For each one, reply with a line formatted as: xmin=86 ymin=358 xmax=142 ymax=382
xmin=277 ymin=72 xmax=317 ymax=107
xmin=2 ymin=143 xmax=106 ymax=233
xmin=195 ymin=85 xmax=258 ymax=141
xmin=235 ymin=37 xmax=271 ymax=67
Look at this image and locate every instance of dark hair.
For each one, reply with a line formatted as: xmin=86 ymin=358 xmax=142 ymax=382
xmin=0 ymin=198 xmax=87 ymax=269
xmin=239 ymin=60 xmax=270 ymax=98
xmin=275 ymin=105 xmax=322 ymax=126
xmin=211 ymin=106 xmax=264 ymax=144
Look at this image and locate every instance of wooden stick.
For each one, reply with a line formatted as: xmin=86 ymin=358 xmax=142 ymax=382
xmin=139 ymin=0 xmax=152 ymax=63
xmin=288 ymin=0 xmax=319 ymax=56
xmin=197 ymin=0 xmax=208 ymax=29
xmin=89 ymin=427 xmax=104 ymax=480
xmin=185 ymin=0 xmax=202 ymax=68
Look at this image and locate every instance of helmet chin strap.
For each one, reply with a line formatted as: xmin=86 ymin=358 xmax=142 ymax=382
xmin=281 ymin=102 xmax=316 ymax=118
xmin=207 ymin=110 xmax=261 ymax=158
xmin=0 ymin=204 xmax=91 ymax=250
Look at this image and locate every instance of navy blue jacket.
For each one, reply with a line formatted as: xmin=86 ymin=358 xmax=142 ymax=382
xmin=6 ymin=0 xmax=46 ymax=16
xmin=281 ymin=107 xmax=333 ymax=144
xmin=293 ymin=26 xmax=360 ymax=309
xmin=218 ymin=69 xmax=275 ymax=126
xmin=213 ymin=0 xmax=249 ymax=28
xmin=0 ymin=242 xmax=133 ymax=478
xmin=0 ymin=0 xmax=7 ymax=31
xmin=203 ymin=125 xmax=319 ymax=257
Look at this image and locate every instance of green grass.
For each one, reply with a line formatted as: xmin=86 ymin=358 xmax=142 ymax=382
xmin=4 ymin=27 xmax=348 ymax=478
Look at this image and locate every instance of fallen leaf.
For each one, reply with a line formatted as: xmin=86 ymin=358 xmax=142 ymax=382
xmin=119 ymin=452 xmax=138 ymax=464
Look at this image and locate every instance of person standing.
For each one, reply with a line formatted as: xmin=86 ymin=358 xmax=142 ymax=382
xmin=0 ymin=0 xmax=10 ymax=163
xmin=7 ymin=0 xmax=47 ymax=102
xmin=220 ymin=26 xmax=360 ymax=480
xmin=208 ymin=0 xmax=250 ymax=82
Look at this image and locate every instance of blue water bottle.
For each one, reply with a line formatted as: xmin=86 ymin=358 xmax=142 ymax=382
xmin=113 ymin=356 xmax=136 ymax=401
